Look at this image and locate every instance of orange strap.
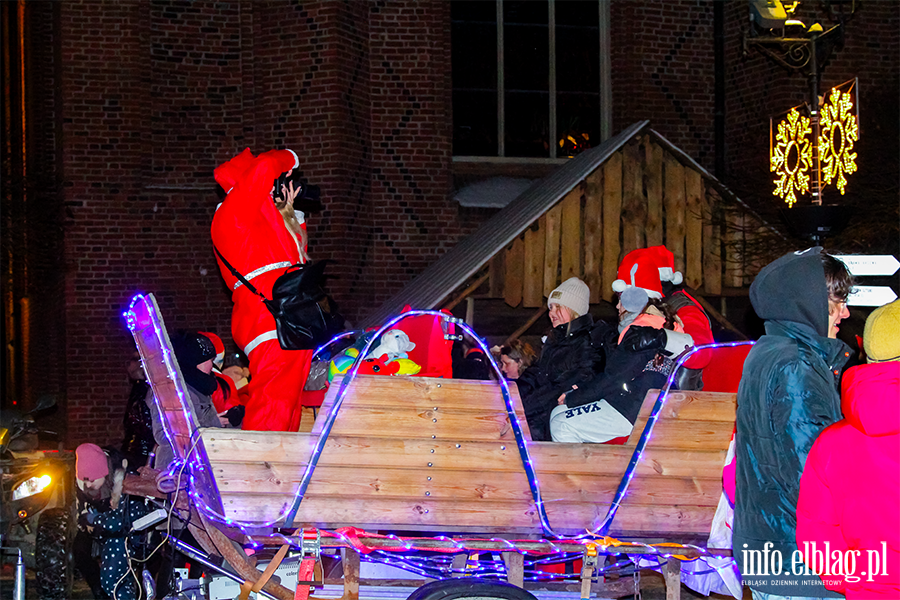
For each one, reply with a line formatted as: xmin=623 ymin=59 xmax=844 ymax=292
xmin=293 ymin=558 xmax=318 ymax=600
xmin=238 ymin=543 xmax=291 ymax=600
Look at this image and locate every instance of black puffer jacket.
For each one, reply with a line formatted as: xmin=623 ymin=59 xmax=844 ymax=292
xmin=516 ymin=314 xmax=601 ymax=440
xmin=734 ymin=247 xmax=850 ymax=596
xmin=564 ymin=324 xmax=674 ymax=424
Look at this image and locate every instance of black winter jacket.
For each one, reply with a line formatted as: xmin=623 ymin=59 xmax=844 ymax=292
xmin=734 ymin=247 xmax=850 ymax=596
xmin=564 ymin=324 xmax=673 ymax=424
xmin=516 ymin=314 xmax=600 ymax=440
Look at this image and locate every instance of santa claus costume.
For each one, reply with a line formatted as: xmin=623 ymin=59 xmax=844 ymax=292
xmin=211 ymin=148 xmax=313 ymax=431
xmin=611 ymin=245 xmax=713 ymax=387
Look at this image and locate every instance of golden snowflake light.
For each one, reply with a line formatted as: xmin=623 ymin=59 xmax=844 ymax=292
xmin=771 ymin=107 xmax=813 ymax=207
xmin=818 ymin=86 xmax=859 ymax=195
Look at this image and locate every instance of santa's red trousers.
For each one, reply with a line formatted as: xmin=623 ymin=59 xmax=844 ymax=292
xmin=232 ymin=283 xmax=312 ymax=432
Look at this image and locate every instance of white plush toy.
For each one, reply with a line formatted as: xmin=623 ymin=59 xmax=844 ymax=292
xmin=367 ymin=329 xmax=416 ymax=363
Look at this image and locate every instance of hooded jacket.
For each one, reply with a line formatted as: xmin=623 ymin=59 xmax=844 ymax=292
xmin=516 ymin=314 xmax=600 ymax=440
xmin=796 ymin=361 xmax=900 ymax=599
xmin=734 ymin=247 xmax=850 ymax=596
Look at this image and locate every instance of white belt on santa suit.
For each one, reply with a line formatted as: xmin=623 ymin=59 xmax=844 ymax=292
xmin=232 ymin=261 xmax=293 ymax=290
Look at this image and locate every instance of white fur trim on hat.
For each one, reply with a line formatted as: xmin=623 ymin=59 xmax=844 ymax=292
xmin=287 ymin=149 xmax=300 ymax=169
xmin=658 ymin=267 xmax=683 ymax=285
xmin=611 ymin=278 xmax=663 ymax=300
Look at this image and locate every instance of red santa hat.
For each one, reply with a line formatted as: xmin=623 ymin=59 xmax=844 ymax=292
xmin=213 ymin=148 xmax=256 ymax=194
xmin=200 ymin=331 xmax=226 ymax=370
xmin=648 ymin=245 xmax=683 ymax=286
xmin=611 ymin=248 xmax=664 ymax=299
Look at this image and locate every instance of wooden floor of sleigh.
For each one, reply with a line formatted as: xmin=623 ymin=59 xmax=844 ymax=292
xmin=124 ymin=293 xmax=741 ymax=600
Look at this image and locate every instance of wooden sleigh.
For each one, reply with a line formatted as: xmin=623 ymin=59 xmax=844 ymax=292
xmin=125 ymin=294 xmax=741 ymax=600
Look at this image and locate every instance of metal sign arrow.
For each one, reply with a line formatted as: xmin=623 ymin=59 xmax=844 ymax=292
xmin=849 ymin=286 xmax=899 ymax=307
xmin=834 ymin=255 xmax=900 ymax=277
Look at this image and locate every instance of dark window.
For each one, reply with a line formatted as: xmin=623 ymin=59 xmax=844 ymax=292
xmin=452 ymin=0 xmax=602 ymax=158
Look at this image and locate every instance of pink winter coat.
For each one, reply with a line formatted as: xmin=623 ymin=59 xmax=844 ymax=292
xmin=796 ymin=361 xmax=900 ymax=599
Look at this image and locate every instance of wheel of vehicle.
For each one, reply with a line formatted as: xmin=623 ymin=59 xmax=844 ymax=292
xmin=407 ymin=577 xmax=538 ymax=600
xmin=35 ymin=507 xmax=74 ymax=600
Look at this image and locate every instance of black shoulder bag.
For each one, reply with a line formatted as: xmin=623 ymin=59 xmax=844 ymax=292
xmin=214 ymin=248 xmax=344 ymax=351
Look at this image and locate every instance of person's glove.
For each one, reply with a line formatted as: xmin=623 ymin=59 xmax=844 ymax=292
xmin=225 ymin=405 xmax=245 ymax=428
xmin=78 ymin=508 xmax=98 ymax=529
xmin=621 ymin=326 xmax=667 ymax=353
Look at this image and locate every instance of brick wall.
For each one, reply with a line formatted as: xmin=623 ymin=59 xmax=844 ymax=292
xmin=58 ymin=0 xmax=460 ymax=447
xmin=611 ymin=0 xmax=717 ymax=171
xmin=36 ymin=0 xmax=898 ymax=446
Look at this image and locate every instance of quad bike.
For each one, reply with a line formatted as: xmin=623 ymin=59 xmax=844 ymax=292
xmin=0 ymin=396 xmax=75 ymax=600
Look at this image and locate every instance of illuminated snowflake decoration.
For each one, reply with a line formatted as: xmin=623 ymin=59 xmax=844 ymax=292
xmin=818 ymin=87 xmax=859 ymax=195
xmin=771 ymin=108 xmax=813 ymax=207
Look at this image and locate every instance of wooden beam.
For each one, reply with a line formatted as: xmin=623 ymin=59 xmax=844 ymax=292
xmin=702 ymin=186 xmax=722 ymax=296
xmin=602 ymin=151 xmax=623 ymax=301
xmin=664 ymin=153 xmax=686 ymax=275
xmin=205 ymin=433 xmax=729 ymax=479
xmin=560 ymin=186 xmax=583 ymax=281
xmin=505 ymin=306 xmax=548 ymax=346
xmin=503 ymin=552 xmax=525 ymax=588
xmin=543 ymin=204 xmax=562 ymax=296
xmin=489 ymin=252 xmax=505 ymax=298
xmin=665 ymin=557 xmax=682 ymax=600
xmin=644 ymin=138 xmax=664 ymax=247
xmin=214 ymin=494 xmax=719 ymax=537
xmin=621 ymin=140 xmax=646 ymax=256
xmin=504 ymin=236 xmax=524 ymax=308
xmin=443 ymin=272 xmax=490 ymax=312
xmin=685 ymin=169 xmax=703 ymax=289
xmin=724 ymin=209 xmax=744 ymax=289
xmin=583 ymin=168 xmax=603 ymax=303
xmin=523 ymin=223 xmax=546 ymax=308
xmin=341 ymin=547 xmax=360 ymax=600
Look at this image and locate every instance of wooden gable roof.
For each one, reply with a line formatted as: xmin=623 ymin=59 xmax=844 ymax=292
xmin=362 ymin=121 xmax=775 ymax=327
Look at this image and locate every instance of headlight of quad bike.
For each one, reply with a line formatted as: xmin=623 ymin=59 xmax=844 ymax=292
xmin=12 ymin=474 xmax=52 ymax=500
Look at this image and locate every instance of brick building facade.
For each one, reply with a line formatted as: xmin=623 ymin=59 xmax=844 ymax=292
xmin=3 ymin=0 xmax=896 ymax=446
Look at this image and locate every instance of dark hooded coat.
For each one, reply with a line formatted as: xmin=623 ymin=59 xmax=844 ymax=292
xmin=734 ymin=247 xmax=851 ymax=596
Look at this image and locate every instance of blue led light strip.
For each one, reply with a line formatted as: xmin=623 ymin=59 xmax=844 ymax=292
xmin=588 ymin=340 xmax=755 ymax=537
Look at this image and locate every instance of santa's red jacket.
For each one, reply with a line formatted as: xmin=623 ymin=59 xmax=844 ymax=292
xmin=211 ymin=148 xmax=312 ymax=431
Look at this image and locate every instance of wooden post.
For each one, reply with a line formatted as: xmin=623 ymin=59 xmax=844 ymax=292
xmin=451 ymin=552 xmax=468 ymax=574
xmin=685 ymin=168 xmax=703 ymax=289
xmin=644 ymin=137 xmax=664 ymax=247
xmin=560 ymin=186 xmax=583 ymax=281
xmin=602 ymin=151 xmax=623 ymax=301
xmin=523 ymin=223 xmax=546 ymax=308
xmin=583 ymin=168 xmax=603 ymax=303
xmin=664 ymin=153 xmax=686 ymax=275
xmin=665 ymin=557 xmax=681 ymax=600
xmin=621 ymin=140 xmax=646 ymax=256
xmin=702 ymin=187 xmax=722 ymax=296
xmin=504 ymin=237 xmax=525 ymax=308
xmin=502 ymin=552 xmax=524 ymax=588
xmin=543 ymin=204 xmax=562 ymax=296
xmin=341 ymin=547 xmax=360 ymax=600
xmin=489 ymin=253 xmax=505 ymax=298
